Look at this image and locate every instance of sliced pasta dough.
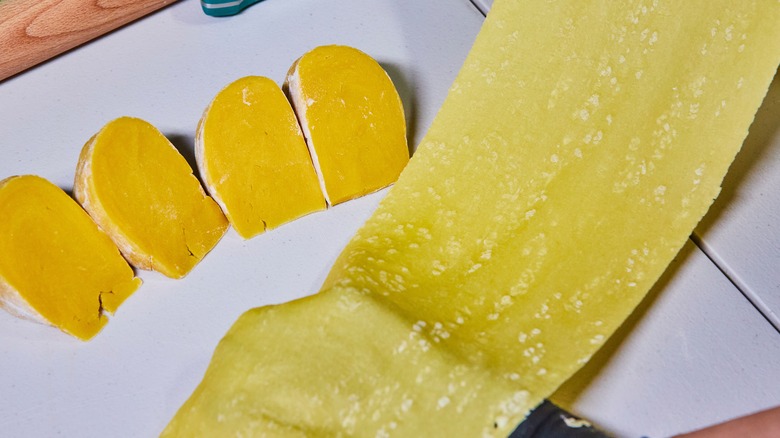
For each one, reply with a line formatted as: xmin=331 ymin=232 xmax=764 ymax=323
xmin=196 ymin=76 xmax=326 ymax=239
xmin=286 ymin=45 xmax=409 ymax=206
xmin=75 ymin=117 xmax=228 ymax=279
xmin=0 ymin=175 xmax=141 ymax=340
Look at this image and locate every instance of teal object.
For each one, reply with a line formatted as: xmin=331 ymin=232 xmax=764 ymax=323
xmin=201 ymin=0 xmax=264 ymax=17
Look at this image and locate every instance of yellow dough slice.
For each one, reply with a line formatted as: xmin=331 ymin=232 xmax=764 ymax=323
xmin=164 ymin=1 xmax=780 ymax=436
xmin=196 ymin=76 xmax=326 ymax=239
xmin=285 ymin=45 xmax=409 ymax=206
xmin=0 ymin=175 xmax=141 ymax=340
xmin=75 ymin=117 xmax=228 ymax=279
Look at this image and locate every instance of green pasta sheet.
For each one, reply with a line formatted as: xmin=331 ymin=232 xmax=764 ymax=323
xmin=163 ymin=0 xmax=780 ymax=436
xmin=164 ymin=287 xmax=530 ymax=436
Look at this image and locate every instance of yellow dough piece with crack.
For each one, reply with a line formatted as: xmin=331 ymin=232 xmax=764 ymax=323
xmin=285 ymin=45 xmax=409 ymax=206
xmin=164 ymin=0 xmax=780 ymax=436
xmin=0 ymin=175 xmax=141 ymax=341
xmin=75 ymin=117 xmax=228 ymax=279
xmin=196 ymin=76 xmax=326 ymax=239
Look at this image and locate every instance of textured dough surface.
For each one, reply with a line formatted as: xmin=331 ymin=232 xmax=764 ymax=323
xmin=75 ymin=117 xmax=228 ymax=279
xmin=197 ymin=76 xmax=326 ymax=239
xmin=164 ymin=287 xmax=527 ymax=437
xmin=286 ymin=45 xmax=409 ymax=205
xmin=0 ymin=175 xmax=141 ymax=340
xmin=164 ymin=0 xmax=780 ymax=436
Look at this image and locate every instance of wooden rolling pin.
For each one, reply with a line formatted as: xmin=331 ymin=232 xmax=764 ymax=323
xmin=0 ymin=0 xmax=179 ymax=82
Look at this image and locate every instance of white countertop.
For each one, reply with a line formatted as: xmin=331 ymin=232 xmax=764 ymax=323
xmin=0 ymin=1 xmax=777 ymax=437
xmin=693 ymin=74 xmax=780 ymax=331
